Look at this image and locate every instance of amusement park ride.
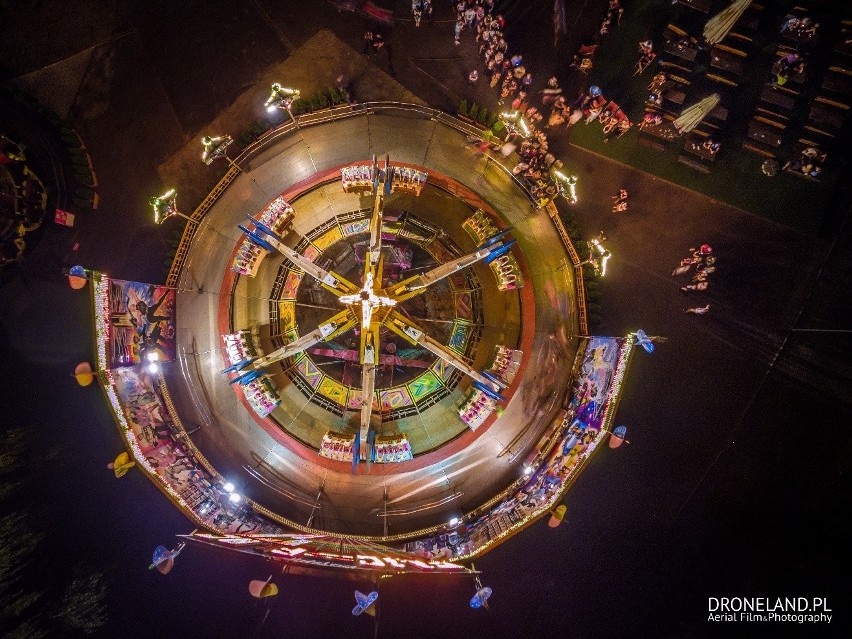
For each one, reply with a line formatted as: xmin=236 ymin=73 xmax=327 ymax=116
xmin=82 ymin=98 xmax=649 ymax=628
xmin=231 ymin=155 xmax=515 ymax=464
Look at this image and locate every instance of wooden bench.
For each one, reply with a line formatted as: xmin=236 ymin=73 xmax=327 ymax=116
xmin=803 ymin=124 xmax=836 ymax=139
xmin=664 ymin=24 xmax=687 ymax=42
xmin=785 ymin=168 xmax=821 ymax=182
xmin=742 ymin=143 xmax=776 ymax=158
xmin=815 ymin=95 xmax=849 ymax=110
xmin=678 ymin=154 xmax=711 ymax=173
xmin=755 ymin=106 xmax=789 ymax=122
xmin=726 ymin=32 xmax=753 ymax=43
xmin=714 ymin=44 xmax=747 ymax=57
xmin=706 ymin=73 xmax=738 ymax=87
xmin=754 ymin=115 xmax=786 ymax=129
xmin=660 ymin=61 xmax=693 ymax=74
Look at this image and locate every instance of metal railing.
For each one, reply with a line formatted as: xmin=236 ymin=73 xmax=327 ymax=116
xmin=165 ymin=164 xmax=240 ymax=288
xmin=545 ymin=201 xmax=589 ymax=336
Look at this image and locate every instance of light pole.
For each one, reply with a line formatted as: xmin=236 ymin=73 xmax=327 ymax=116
xmin=201 ymin=135 xmax=269 ymax=196
xmin=200 ymin=135 xmax=240 ymax=169
xmin=579 ymin=238 xmax=612 ymax=276
xmin=499 ymin=110 xmax=531 ymax=140
xmin=551 ymin=169 xmax=578 ymax=204
xmin=151 ymin=189 xmax=193 ymax=224
xmin=264 ymin=83 xmax=301 ymax=127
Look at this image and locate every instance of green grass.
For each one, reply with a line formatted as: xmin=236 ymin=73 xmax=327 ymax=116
xmin=565 ymin=0 xmax=842 ymax=234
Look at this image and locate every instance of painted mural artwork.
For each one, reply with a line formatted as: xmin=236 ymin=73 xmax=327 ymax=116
xmin=110 ymin=367 xmax=280 ymax=536
xmin=406 ymin=337 xmax=624 ymax=559
xmin=108 ymin=280 xmax=176 ymax=367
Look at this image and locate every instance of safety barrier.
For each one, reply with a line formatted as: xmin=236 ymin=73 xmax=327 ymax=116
xmin=545 ymin=201 xmax=589 ymax=336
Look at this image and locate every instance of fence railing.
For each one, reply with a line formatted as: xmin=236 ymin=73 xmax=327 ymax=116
xmin=545 ymin=201 xmax=589 ymax=336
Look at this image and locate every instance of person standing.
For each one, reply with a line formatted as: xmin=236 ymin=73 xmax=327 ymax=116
xmin=362 ymin=31 xmax=374 ymax=55
xmin=372 ymin=32 xmax=385 ymax=54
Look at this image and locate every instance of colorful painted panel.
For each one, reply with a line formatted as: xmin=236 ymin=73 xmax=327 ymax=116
xmin=407 ymin=370 xmax=443 ymax=401
xmin=107 ymin=280 xmax=176 ymax=367
xmin=431 ymin=357 xmax=454 ymax=382
xmin=317 ymin=376 xmax=348 ymax=407
xmin=278 ymin=301 xmax=297 ymax=334
xmin=447 ymin=321 xmax=470 ymax=354
xmin=454 ymin=291 xmax=473 ymax=321
xmin=294 ymin=353 xmax=323 ymax=389
xmin=346 ymin=388 xmax=380 ymax=410
xmin=281 ymin=270 xmax=303 ymax=300
xmin=347 ymin=387 xmax=363 ymax=410
xmin=340 ymin=218 xmax=369 ymax=236
xmin=301 ymin=243 xmax=320 ymax=263
xmin=380 ymin=387 xmax=414 ymax=411
xmin=312 ymin=225 xmax=343 ymax=251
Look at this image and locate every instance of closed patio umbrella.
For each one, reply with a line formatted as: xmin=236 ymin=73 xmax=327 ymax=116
xmin=703 ymin=0 xmax=752 ymax=47
xmin=673 ymin=94 xmax=721 ymax=134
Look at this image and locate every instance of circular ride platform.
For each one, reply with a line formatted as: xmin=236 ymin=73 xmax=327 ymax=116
xmin=166 ymin=106 xmax=581 ymax=538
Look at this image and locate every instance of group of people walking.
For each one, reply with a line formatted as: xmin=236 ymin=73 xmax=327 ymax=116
xmin=672 ymin=244 xmax=716 ymax=315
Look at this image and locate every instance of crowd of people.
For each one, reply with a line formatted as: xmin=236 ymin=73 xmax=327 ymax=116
xmin=772 ymin=51 xmax=806 ymax=86
xmin=781 ymin=15 xmax=819 ymax=41
xmin=782 ymin=145 xmax=826 ymax=179
xmin=672 ymin=244 xmax=716 ymax=314
xmin=410 ymin=0 xmax=433 ymax=26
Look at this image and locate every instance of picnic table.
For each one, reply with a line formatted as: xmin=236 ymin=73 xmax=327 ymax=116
xmin=783 ymin=26 xmax=818 ymax=46
xmin=748 ymin=120 xmax=782 ymax=147
xmin=708 ymin=105 xmax=729 ymax=122
xmin=710 ymin=49 xmax=744 ymax=75
xmin=664 ymin=89 xmax=686 ymax=106
xmin=809 ymin=103 xmax=845 ymax=129
xmin=822 ymin=71 xmax=852 ymax=97
xmin=640 ymin=121 xmax=678 ymax=141
xmin=675 ymin=0 xmax=711 ymax=13
xmin=664 ymin=42 xmax=698 ymax=63
xmin=683 ymin=138 xmax=719 ymax=162
xmin=761 ymin=85 xmax=795 ymax=110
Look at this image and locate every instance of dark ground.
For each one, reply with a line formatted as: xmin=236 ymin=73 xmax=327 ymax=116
xmin=1 ymin=1 xmax=851 ymax=637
